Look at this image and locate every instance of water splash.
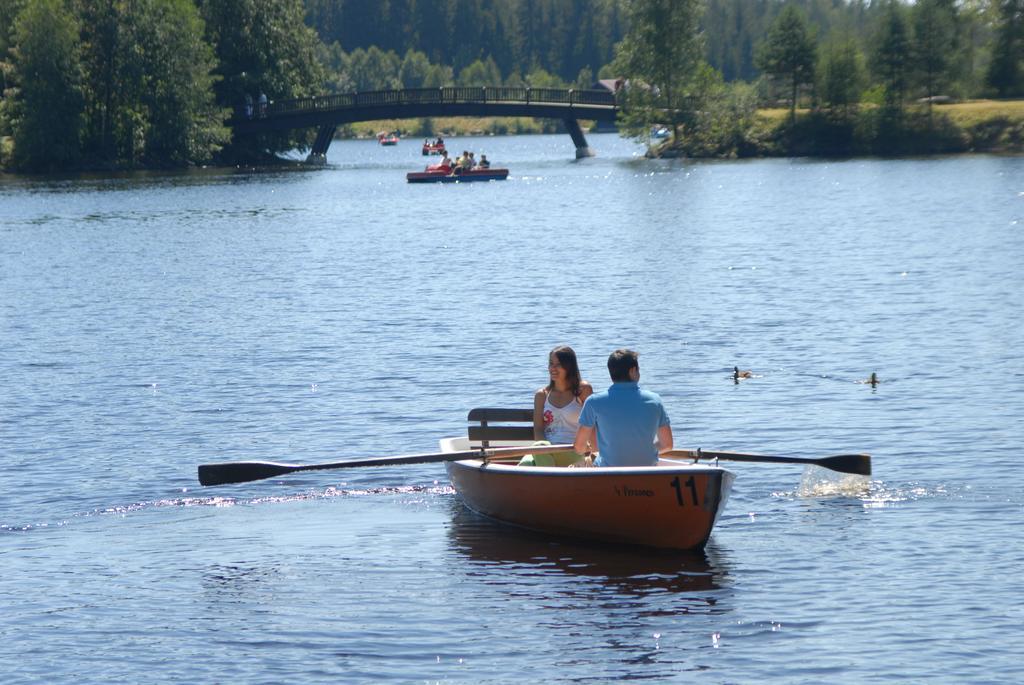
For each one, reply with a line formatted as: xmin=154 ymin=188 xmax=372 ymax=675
xmin=796 ymin=467 xmax=872 ymax=498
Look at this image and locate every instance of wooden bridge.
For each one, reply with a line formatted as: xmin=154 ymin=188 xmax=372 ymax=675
xmin=233 ymin=86 xmax=619 ymax=162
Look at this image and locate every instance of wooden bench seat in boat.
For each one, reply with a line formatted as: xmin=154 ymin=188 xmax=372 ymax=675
xmin=467 ymin=407 xmax=534 ymax=448
xmin=466 ymin=408 xmax=579 ymax=466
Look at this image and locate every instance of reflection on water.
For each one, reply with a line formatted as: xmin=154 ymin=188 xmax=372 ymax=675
xmin=446 ymin=505 xmax=728 ymax=599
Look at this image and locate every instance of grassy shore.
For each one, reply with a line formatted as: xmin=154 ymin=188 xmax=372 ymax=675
xmin=758 ymin=99 xmax=1024 ymax=126
xmin=661 ymin=99 xmax=1024 ymax=158
xmin=343 ymin=116 xmax=567 ymax=139
xmin=343 ymin=100 xmax=1024 ymax=158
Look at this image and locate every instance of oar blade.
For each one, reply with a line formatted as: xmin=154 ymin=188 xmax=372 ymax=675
xmin=197 ymin=461 xmax=300 ymax=487
xmin=818 ymin=453 xmax=872 ymax=476
xmin=666 ymin=449 xmax=873 ymax=477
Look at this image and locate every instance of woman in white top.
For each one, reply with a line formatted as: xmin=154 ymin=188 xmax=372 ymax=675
xmin=533 ymin=346 xmax=594 ymax=444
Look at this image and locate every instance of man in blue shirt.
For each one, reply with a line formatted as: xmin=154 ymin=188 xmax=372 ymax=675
xmin=573 ymin=349 xmax=673 ymax=467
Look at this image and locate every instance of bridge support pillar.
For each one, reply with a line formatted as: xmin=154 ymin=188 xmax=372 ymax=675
xmin=306 ymin=124 xmax=337 ymax=165
xmin=564 ymin=119 xmax=594 ymax=158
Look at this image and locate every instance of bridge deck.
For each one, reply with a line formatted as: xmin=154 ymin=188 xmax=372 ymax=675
xmin=234 ymin=86 xmax=619 ymax=161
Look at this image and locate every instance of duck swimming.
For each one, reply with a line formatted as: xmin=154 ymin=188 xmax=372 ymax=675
xmin=733 ymin=366 xmax=753 ymax=381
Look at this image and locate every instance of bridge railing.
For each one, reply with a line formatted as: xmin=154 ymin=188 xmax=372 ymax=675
xmin=253 ymin=87 xmax=617 ymax=120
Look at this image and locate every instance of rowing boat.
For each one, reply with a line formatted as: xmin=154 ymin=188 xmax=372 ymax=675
xmin=406 ymin=167 xmax=509 ymax=183
xmin=438 ymin=437 xmax=734 ymax=551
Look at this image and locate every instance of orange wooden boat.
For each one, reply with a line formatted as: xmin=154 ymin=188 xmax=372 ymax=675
xmin=439 ymin=436 xmax=734 ymax=551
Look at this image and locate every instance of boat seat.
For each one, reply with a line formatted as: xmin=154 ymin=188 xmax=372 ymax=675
xmin=467 ymin=407 xmax=534 ymax=448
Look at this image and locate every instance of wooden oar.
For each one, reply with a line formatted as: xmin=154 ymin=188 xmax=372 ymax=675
xmin=664 ymin=449 xmax=872 ymax=476
xmin=197 ymin=443 xmax=574 ymax=487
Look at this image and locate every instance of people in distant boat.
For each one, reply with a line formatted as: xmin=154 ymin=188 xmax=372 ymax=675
xmin=520 ymin=346 xmax=593 ymax=467
xmin=450 ymin=151 xmax=464 ymax=174
xmin=477 ymin=154 xmax=490 ymax=169
xmin=426 ymin=151 xmax=452 ymax=173
xmin=573 ymin=349 xmax=672 ymax=467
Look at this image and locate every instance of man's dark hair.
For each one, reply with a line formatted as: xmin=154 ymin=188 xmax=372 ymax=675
xmin=607 ymin=348 xmax=638 ymax=382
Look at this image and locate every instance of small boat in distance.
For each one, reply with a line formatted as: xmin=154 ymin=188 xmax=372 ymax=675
xmin=378 ymin=131 xmax=399 ymax=146
xmin=407 ymin=167 xmax=509 ymax=183
xmin=422 ymin=139 xmax=446 ymax=155
xmin=439 ymin=435 xmax=733 ymax=550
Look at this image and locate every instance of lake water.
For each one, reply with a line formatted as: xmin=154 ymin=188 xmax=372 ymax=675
xmin=1 ymin=134 xmax=1022 ymax=683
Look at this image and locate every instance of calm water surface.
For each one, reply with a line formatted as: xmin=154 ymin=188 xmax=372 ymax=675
xmin=2 ymin=135 xmax=1022 ymax=683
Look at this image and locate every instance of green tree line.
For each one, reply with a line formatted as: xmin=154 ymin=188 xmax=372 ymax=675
xmin=617 ymin=0 xmax=1023 ymax=157
xmin=0 ymin=0 xmax=325 ymax=171
xmin=307 ymin=0 xmax=1023 ymax=102
xmin=2 ymin=0 xmax=1022 ymax=170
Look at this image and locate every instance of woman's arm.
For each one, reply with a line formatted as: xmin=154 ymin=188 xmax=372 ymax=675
xmin=533 ymin=389 xmax=547 ymax=441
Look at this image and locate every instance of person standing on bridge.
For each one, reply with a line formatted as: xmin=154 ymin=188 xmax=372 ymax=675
xmin=258 ymin=91 xmax=267 ymax=118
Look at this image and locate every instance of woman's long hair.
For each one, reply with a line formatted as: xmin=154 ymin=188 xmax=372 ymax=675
xmin=547 ymin=345 xmax=583 ymax=397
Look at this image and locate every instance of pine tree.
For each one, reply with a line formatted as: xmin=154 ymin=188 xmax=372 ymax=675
xmin=871 ymin=0 xmax=911 ymax=112
xmin=819 ymin=35 xmax=864 ymax=114
xmin=912 ymin=0 xmax=956 ymax=109
xmin=987 ymin=0 xmax=1024 ymax=96
xmin=756 ymin=4 xmax=818 ymax=122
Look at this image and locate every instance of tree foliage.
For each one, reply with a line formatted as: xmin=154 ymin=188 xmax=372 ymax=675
xmin=131 ymin=0 xmax=229 ymax=165
xmin=870 ymin=0 xmax=911 ymax=112
xmin=199 ymin=0 xmax=325 ymax=159
xmin=2 ymin=0 xmax=227 ymax=169
xmin=304 ymin=0 xmax=624 ymax=85
xmin=911 ymin=0 xmax=957 ymax=106
xmin=458 ymin=56 xmax=502 ymax=87
xmin=756 ymin=4 xmax=817 ymax=121
xmin=5 ymin=0 xmax=84 ymax=170
xmin=819 ymin=34 xmax=864 ymax=114
xmin=987 ymin=0 xmax=1024 ymax=96
xmin=612 ymin=0 xmax=705 ymax=141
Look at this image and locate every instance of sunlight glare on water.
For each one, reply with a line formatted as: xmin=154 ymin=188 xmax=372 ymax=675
xmin=1 ymin=137 xmax=1022 ymax=682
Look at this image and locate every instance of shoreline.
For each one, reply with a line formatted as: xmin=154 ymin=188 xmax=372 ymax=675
xmin=3 ymin=101 xmax=1023 ymax=174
